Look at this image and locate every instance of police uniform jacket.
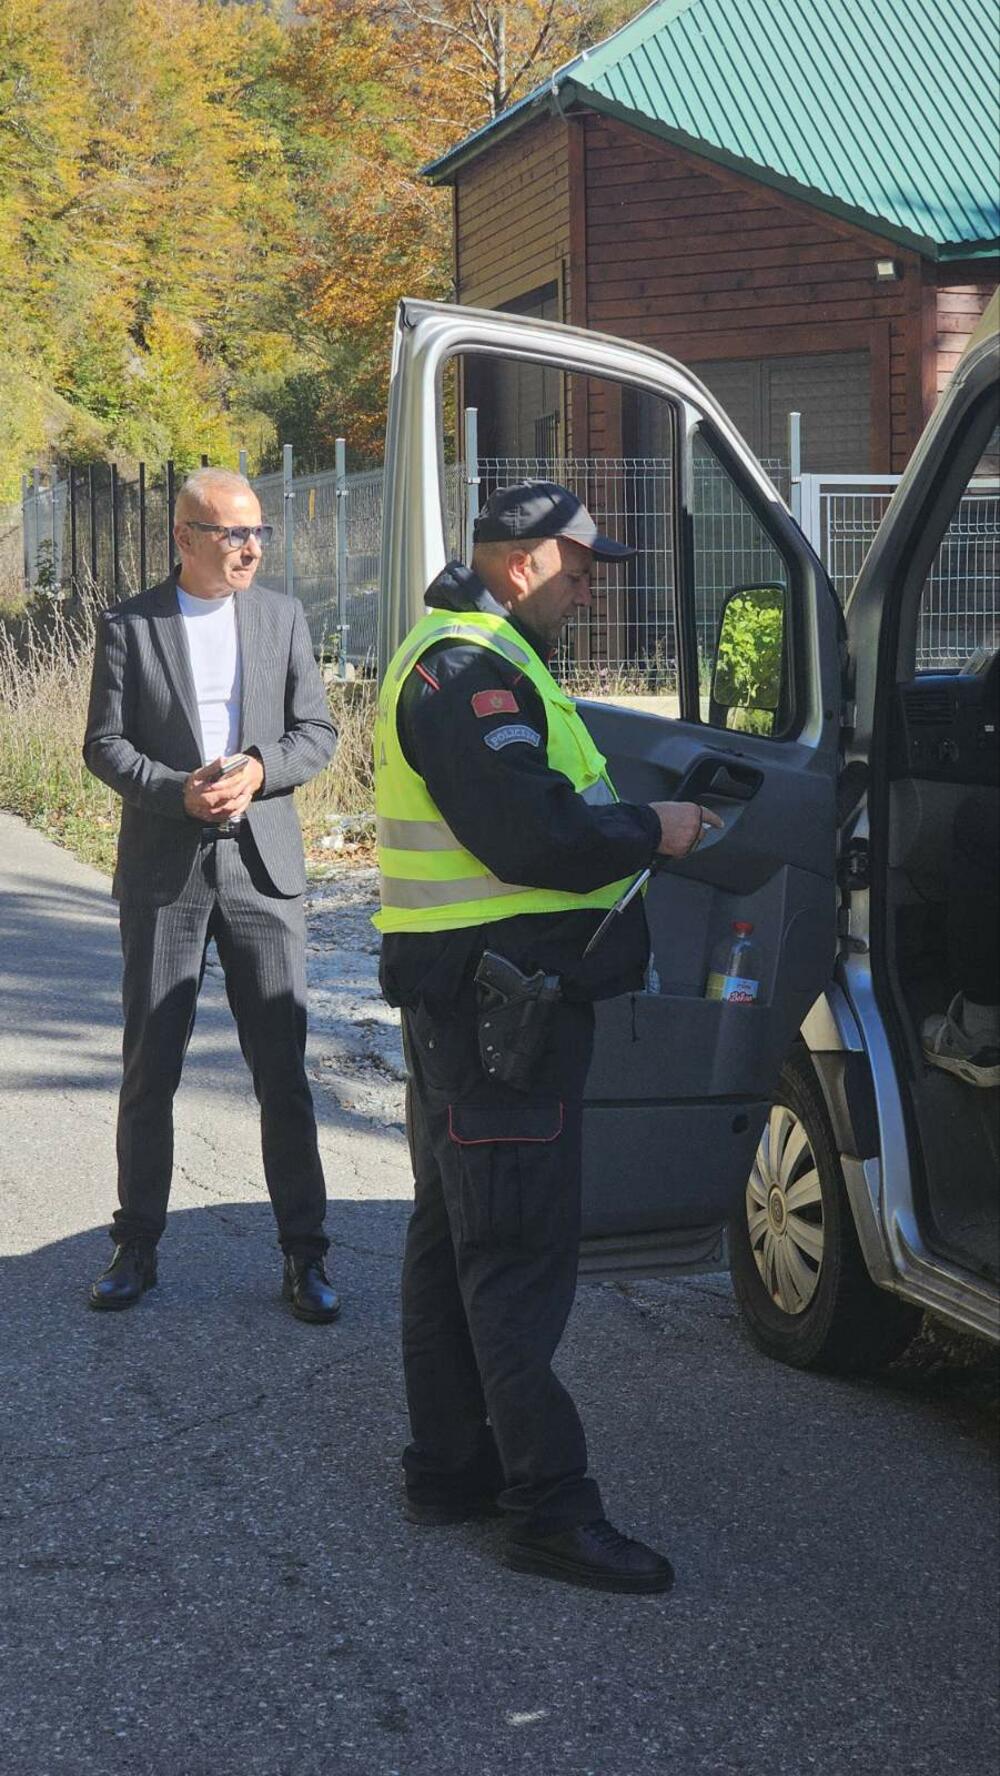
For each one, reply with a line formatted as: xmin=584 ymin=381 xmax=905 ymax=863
xmin=379 ymin=562 xmax=661 ymax=1015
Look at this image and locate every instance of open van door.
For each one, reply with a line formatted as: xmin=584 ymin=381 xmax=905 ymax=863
xmin=834 ymin=295 xmax=1000 ymax=1331
xmin=381 ymin=300 xmax=844 ymax=1277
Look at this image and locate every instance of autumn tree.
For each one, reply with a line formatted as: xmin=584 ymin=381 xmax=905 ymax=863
xmin=390 ymin=0 xmax=629 ymax=119
xmin=1 ymin=0 xmax=643 ymax=490
xmin=270 ymin=0 xmax=638 ymax=459
xmin=0 ymin=0 xmax=90 ymax=495
xmin=0 ymin=0 xmax=302 ymax=491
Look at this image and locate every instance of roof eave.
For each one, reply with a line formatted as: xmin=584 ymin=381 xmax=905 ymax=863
xmin=422 ymin=87 xmax=562 ymax=185
xmin=425 ymin=78 xmax=996 ymax=260
xmin=937 ymin=239 xmax=1000 ymax=263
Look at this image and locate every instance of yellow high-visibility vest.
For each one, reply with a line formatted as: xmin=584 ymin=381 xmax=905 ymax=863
xmin=373 ymin=609 xmax=637 ymax=934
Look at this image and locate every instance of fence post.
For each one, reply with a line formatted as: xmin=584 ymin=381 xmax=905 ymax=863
xmin=464 ymin=406 xmax=480 ymax=561
xmin=238 ymin=449 xmax=248 ymax=477
xmin=69 ymin=468 xmax=78 ymax=596
xmin=201 ymin=453 xmax=209 ymax=469
xmin=110 ymin=462 xmax=121 ymax=602
xmin=335 ymin=437 xmax=349 ymax=677
xmin=49 ymin=466 xmax=59 ymax=584
xmin=166 ymin=459 xmax=175 ymax=572
xmin=31 ymin=467 xmax=40 ymax=591
xmin=88 ymin=465 xmax=98 ymax=585
xmin=282 ymin=442 xmax=295 ymax=599
xmin=788 ymin=411 xmax=802 ymax=523
xmin=798 ymin=474 xmax=823 ymax=553
xmin=21 ymin=476 xmax=30 ymax=589
xmin=138 ymin=461 xmax=147 ymax=590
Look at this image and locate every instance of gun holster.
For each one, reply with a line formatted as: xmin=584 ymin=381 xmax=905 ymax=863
xmin=473 ymin=949 xmax=562 ymax=1093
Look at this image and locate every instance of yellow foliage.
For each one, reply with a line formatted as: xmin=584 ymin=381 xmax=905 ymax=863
xmin=2 ymin=0 xmax=642 ymax=478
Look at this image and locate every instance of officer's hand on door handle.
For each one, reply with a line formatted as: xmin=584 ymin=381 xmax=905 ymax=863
xmin=649 ymin=800 xmax=724 ymax=858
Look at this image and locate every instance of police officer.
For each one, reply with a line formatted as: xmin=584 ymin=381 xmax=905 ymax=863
xmin=375 ymin=482 xmax=721 ymax=1594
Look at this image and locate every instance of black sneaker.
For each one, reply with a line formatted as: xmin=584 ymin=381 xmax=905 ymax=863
xmin=89 ymin=1242 xmax=157 ymax=1311
xmin=507 ymin=1517 xmax=674 ymax=1594
xmin=282 ymin=1256 xmax=341 ymax=1323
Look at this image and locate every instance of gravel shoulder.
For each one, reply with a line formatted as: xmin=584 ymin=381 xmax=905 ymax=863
xmin=302 ymin=865 xmax=406 ymax=1130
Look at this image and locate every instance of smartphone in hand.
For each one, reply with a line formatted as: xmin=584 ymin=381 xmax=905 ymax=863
xmin=212 ymin=753 xmax=251 ymax=781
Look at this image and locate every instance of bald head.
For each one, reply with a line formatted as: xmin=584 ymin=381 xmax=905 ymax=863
xmin=174 ymin=467 xmax=256 ymax=523
xmin=173 ymin=468 xmax=265 ymax=601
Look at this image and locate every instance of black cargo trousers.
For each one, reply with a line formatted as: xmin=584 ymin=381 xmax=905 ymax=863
xmin=399 ymin=980 xmax=605 ymax=1533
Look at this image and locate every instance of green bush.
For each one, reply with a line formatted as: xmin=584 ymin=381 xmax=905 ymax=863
xmin=713 ymin=586 xmax=784 ymax=735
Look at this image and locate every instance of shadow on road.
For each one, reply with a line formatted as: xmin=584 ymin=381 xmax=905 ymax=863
xmin=0 ymin=1202 xmax=997 ymax=1776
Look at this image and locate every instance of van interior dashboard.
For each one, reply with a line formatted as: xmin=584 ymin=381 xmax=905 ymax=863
xmin=892 ymin=657 xmax=1000 ymax=787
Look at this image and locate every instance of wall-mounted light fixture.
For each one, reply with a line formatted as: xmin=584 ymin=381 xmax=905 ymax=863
xmin=875 ymin=258 xmax=901 ymax=281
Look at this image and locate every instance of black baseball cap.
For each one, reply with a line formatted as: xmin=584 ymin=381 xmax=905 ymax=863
xmin=472 ymin=481 xmax=635 ymax=561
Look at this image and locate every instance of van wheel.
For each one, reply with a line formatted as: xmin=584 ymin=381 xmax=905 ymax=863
xmin=728 ymin=1053 xmax=920 ymax=1373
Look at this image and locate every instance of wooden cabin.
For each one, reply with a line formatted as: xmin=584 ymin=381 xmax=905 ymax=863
xmin=425 ymin=0 xmax=999 ymax=475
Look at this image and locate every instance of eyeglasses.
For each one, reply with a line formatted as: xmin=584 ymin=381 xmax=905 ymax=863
xmin=185 ymin=521 xmax=273 ymax=549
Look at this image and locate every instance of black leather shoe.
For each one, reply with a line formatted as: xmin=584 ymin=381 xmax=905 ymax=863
xmin=507 ymin=1518 xmax=674 ymax=1594
xmin=403 ymin=1493 xmax=502 ymax=1527
xmin=89 ymin=1242 xmax=157 ymax=1312
xmin=282 ymin=1256 xmax=341 ymax=1323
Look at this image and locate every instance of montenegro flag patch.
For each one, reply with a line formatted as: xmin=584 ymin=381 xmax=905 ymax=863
xmin=471 ymin=688 xmax=519 ymax=718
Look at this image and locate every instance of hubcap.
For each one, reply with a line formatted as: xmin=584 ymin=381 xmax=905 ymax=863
xmin=746 ymin=1103 xmax=825 ymax=1315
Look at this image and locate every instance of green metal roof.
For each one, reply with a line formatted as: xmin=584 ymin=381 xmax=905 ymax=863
xmin=425 ymin=0 xmax=1000 ymax=258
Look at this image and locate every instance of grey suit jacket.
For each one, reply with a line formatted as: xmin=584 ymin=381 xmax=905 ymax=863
xmin=83 ymin=573 xmax=337 ymax=900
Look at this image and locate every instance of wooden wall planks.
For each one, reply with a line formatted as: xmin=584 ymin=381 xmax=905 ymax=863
xmin=451 ymin=109 xmax=998 ymax=471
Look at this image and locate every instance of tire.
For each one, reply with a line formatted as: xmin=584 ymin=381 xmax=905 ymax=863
xmin=728 ymin=1052 xmax=921 ymax=1373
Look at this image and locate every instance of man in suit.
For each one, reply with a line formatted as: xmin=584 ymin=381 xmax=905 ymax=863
xmin=83 ymin=467 xmax=340 ymax=1322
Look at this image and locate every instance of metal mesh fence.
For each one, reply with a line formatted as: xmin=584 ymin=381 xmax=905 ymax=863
xmin=22 ymin=480 xmax=68 ymax=589
xmin=19 ymin=452 xmax=1000 ymax=679
xmin=247 ymin=468 xmax=286 ymax=603
xmin=340 ymin=468 xmax=382 ymax=670
xmin=918 ymin=485 xmax=1000 ymax=668
xmin=256 ymin=464 xmax=390 ymax=669
xmin=815 ymin=478 xmax=1000 ymax=670
xmin=478 ymin=457 xmax=678 ymax=689
xmin=478 ymin=455 xmax=788 ymax=689
xmin=821 ymin=488 xmax=896 ymax=595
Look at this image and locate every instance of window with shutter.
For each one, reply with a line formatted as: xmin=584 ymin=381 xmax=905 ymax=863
xmin=690 ymin=351 xmax=871 ymax=472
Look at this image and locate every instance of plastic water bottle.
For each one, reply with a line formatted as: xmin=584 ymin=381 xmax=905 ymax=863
xmin=706 ymin=921 xmax=760 ymax=1002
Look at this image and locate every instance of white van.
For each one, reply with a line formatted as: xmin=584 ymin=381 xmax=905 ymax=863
xmin=379 ymin=294 xmax=999 ymax=1371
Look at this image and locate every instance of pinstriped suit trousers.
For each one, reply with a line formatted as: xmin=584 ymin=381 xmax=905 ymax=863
xmin=114 ymin=827 xmax=328 ymax=1257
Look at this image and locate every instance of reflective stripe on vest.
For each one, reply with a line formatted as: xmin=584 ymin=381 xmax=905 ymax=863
xmin=373 ymin=610 xmax=636 ymax=935
xmin=376 ymin=778 xmax=613 ymax=855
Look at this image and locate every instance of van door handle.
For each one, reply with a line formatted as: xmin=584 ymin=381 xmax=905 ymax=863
xmin=705 ymin=764 xmax=761 ymax=800
xmin=673 ymin=755 xmax=763 ymax=801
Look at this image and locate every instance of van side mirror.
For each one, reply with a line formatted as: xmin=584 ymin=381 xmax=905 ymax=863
xmin=710 ymin=584 xmax=786 ymax=736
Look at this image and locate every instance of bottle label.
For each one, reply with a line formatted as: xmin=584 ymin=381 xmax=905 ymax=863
xmin=706 ymin=972 xmax=759 ymax=1003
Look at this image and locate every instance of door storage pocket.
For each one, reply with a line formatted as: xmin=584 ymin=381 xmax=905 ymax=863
xmin=447 ymin=1099 xmax=568 ymax=1249
xmin=585 ymin=993 xmax=777 ymax=1100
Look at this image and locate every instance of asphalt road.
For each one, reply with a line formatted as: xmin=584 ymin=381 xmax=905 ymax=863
xmin=1 ymin=811 xmax=998 ymax=1776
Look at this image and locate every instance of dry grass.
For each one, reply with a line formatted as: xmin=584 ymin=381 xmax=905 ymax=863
xmin=0 ymin=596 xmax=122 ymax=872
xmin=0 ymin=516 xmax=28 ymax=622
xmin=0 ymin=607 xmax=684 ymax=876
xmin=0 ymin=597 xmax=378 ymax=876
xmin=298 ymin=678 xmax=376 ymax=862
